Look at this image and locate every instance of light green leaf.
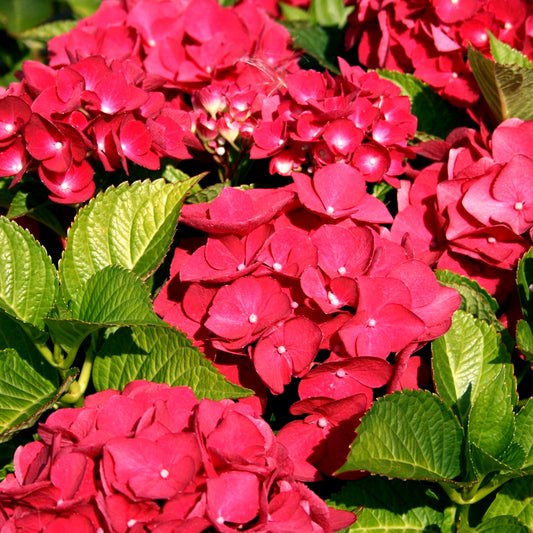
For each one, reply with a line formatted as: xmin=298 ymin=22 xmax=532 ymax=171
xmin=0 ymin=0 xmax=52 ymax=34
xmin=514 ymin=399 xmax=533 ymax=469
xmin=432 ymin=311 xmax=512 ymax=426
xmin=92 ymin=325 xmax=253 ymax=400
xmin=63 ymin=0 xmax=100 ymax=17
xmin=484 ymin=476 xmax=533 ymax=527
xmin=0 ymin=217 xmax=58 ymax=329
xmin=59 ymin=179 xmax=196 ymax=303
xmin=0 ymin=348 xmax=58 ymax=440
xmin=467 ymin=367 xmax=517 ymax=476
xmin=46 ymin=266 xmax=162 ymax=353
xmin=279 ymin=2 xmax=311 ymax=21
xmin=435 ymin=270 xmax=499 ymax=327
xmin=517 ymin=247 xmax=533 ymax=321
xmin=338 ymin=389 xmax=463 ymax=480
xmin=376 ymin=71 xmax=469 ymax=138
xmin=329 ymin=477 xmax=447 ymax=532
xmin=468 ymin=45 xmax=533 ymax=123
xmin=516 ymin=320 xmax=533 ymax=363
xmin=488 ymin=31 xmax=533 ymax=68
xmin=70 ymin=266 xmax=163 ymax=325
xmin=0 ymin=367 xmax=76 ymax=444
xmin=476 ymin=515 xmax=530 ymax=533
xmin=309 ymin=0 xmax=353 ymax=27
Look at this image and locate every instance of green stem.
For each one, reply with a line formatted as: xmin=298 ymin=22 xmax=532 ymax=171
xmin=34 ymin=342 xmax=56 ymax=367
xmin=58 ymin=349 xmax=96 ymax=405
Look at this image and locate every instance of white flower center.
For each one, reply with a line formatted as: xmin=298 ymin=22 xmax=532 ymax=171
xmin=237 ymin=263 xmax=246 ymax=271
xmin=487 ymin=236 xmax=497 ymax=244
xmin=338 ymin=266 xmax=346 ymax=275
xmin=514 ymin=201 xmax=524 ymax=211
xmin=4 ymin=123 xmax=14 ymax=133
xmin=248 ymin=313 xmax=258 ymax=324
xmin=54 ymin=141 xmax=63 ymax=151
xmin=327 ymin=291 xmax=340 ymax=306
xmin=317 ymin=417 xmax=328 ymax=428
xmin=326 ymin=206 xmax=335 ymax=214
xmin=367 ymin=318 xmax=377 ymax=328
xmin=273 ymin=262 xmax=282 ymax=272
xmin=336 ymin=369 xmax=347 ymax=378
xmin=277 ymin=345 xmax=286 ymax=354
xmin=160 ymin=468 xmax=169 ymax=479
xmin=127 ymin=519 xmax=137 ymax=527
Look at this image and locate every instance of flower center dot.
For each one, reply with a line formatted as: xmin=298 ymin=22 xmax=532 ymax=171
xmin=336 ymin=369 xmax=347 ymax=378
xmin=328 ymin=291 xmax=340 ymax=306
xmin=216 ymin=516 xmax=225 ymax=524
xmin=514 ymin=201 xmax=524 ymax=211
xmin=367 ymin=318 xmax=377 ymax=327
xmin=451 ymin=72 xmax=458 ymax=79
xmin=326 ymin=206 xmax=335 ymax=214
xmin=277 ymin=345 xmax=286 ymax=354
xmin=127 ymin=519 xmax=137 ymax=527
xmin=273 ymin=262 xmax=282 ymax=272
xmin=317 ymin=417 xmax=328 ymax=428
xmin=249 ymin=313 xmax=258 ymax=324
xmin=369 ymin=157 xmax=377 ymax=165
xmin=291 ymin=301 xmax=299 ymax=309
xmin=487 ymin=236 xmax=497 ymax=244
xmin=148 ymin=39 xmax=156 ymax=47
xmin=338 ymin=266 xmax=346 ymax=275
xmin=4 ymin=123 xmax=14 ymax=133
xmin=160 ymin=468 xmax=169 ymax=479
xmin=237 ymin=263 xmax=245 ymax=271
xmin=504 ymin=21 xmax=513 ymax=30
xmin=54 ymin=141 xmax=63 ymax=151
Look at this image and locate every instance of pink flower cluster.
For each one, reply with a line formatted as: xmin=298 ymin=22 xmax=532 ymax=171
xmin=155 ymin=162 xmax=461 ymax=479
xmin=250 ymin=58 xmax=417 ymax=187
xmin=0 ymin=380 xmax=355 ymax=532
xmin=346 ymin=0 xmax=533 ymax=107
xmin=392 ymin=118 xmax=533 ymax=303
xmin=0 ymin=0 xmax=298 ymax=202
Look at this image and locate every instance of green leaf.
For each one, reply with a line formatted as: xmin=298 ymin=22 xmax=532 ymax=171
xmin=514 ymin=399 xmax=533 ymax=469
xmin=70 ymin=266 xmax=163 ymax=325
xmin=0 ymin=367 xmax=76 ymax=444
xmin=475 ymin=515 xmax=530 ymax=533
xmin=517 ymin=247 xmax=533 ymax=321
xmin=0 ymin=348 xmax=58 ymax=440
xmin=280 ymin=21 xmax=342 ymax=73
xmin=59 ymin=178 xmax=195 ymax=303
xmin=516 ymin=319 xmax=533 ymax=363
xmin=338 ymin=389 xmax=463 ymax=480
xmin=468 ymin=45 xmax=533 ymax=123
xmin=63 ymin=0 xmax=100 ymax=17
xmin=0 ymin=0 xmax=52 ymax=34
xmin=467 ymin=367 xmax=517 ymax=475
xmin=0 ymin=311 xmax=56 ymax=382
xmin=484 ymin=476 xmax=533 ymax=527
xmin=19 ymin=19 xmax=78 ymax=44
xmin=279 ymin=2 xmax=311 ymax=21
xmin=435 ymin=270 xmax=499 ymax=326
xmin=488 ymin=31 xmax=533 ymax=68
xmin=0 ymin=216 xmax=58 ymax=328
xmin=309 ymin=0 xmax=353 ymax=27
xmin=376 ymin=70 xmax=469 ymax=138
xmin=432 ymin=311 xmax=512 ymax=426
xmin=46 ymin=266 xmax=162 ymax=353
xmin=329 ymin=476 xmax=447 ymax=532
xmin=92 ymin=325 xmax=253 ymax=400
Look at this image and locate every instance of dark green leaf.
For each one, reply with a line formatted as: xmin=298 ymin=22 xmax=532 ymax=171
xmin=329 ymin=476 xmax=447 ymax=532
xmin=516 ymin=320 xmax=533 ymax=363
xmin=514 ymin=399 xmax=533 ymax=469
xmin=376 ymin=70 xmax=469 ymax=138
xmin=0 ymin=0 xmax=52 ymax=34
xmin=280 ymin=21 xmax=342 ymax=73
